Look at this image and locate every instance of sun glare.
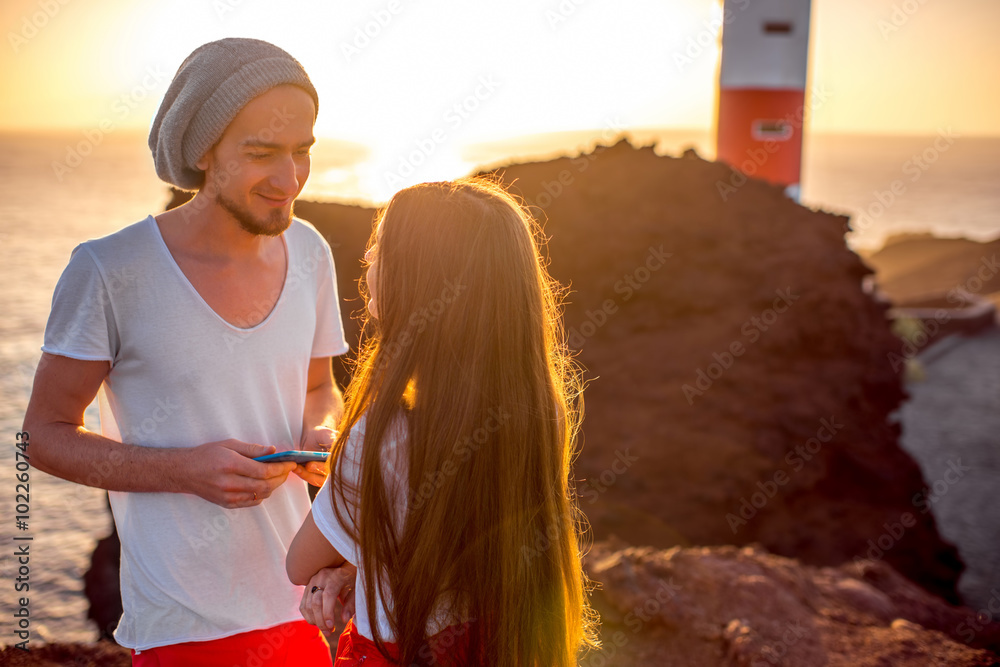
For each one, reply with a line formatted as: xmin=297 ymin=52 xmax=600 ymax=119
xmin=1 ymin=0 xmax=998 ymax=201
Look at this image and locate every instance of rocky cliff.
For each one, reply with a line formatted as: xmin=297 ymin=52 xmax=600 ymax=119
xmin=293 ymin=140 xmax=964 ymax=602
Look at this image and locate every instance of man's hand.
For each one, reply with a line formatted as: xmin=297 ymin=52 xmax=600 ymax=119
xmin=299 ymin=563 xmax=357 ymax=632
xmin=294 ymin=425 xmax=335 ymax=487
xmin=179 ymin=439 xmax=296 ymax=508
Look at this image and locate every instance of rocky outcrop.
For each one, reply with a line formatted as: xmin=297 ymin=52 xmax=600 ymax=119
xmin=0 ymin=641 xmax=131 ymax=666
xmin=82 ymin=497 xmax=122 ymax=641
xmin=473 ymin=141 xmax=963 ymax=603
xmin=580 ymin=540 xmax=1000 ymax=666
xmin=861 ymin=234 xmax=1000 ymax=307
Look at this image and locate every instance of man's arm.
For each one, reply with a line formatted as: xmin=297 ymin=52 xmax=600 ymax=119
xmin=302 ymin=356 xmax=344 ymax=436
xmin=22 ymin=352 xmax=296 ymax=508
xmin=295 ymin=356 xmax=344 ymax=486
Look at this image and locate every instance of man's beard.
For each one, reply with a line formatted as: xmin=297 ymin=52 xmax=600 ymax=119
xmin=216 ymin=191 xmax=293 ymax=237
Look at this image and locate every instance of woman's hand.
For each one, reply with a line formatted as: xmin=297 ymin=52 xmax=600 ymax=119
xmin=294 ymin=426 xmax=336 ymax=487
xmin=299 ymin=563 xmax=358 ymax=632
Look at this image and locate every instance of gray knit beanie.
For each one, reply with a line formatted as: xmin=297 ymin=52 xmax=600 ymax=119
xmin=148 ymin=37 xmax=319 ymax=190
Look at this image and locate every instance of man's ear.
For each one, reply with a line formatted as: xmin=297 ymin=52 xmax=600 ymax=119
xmin=194 ymin=144 xmax=216 ymax=172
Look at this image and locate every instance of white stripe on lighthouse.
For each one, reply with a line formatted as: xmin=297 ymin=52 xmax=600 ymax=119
xmin=719 ymin=0 xmax=812 ymax=90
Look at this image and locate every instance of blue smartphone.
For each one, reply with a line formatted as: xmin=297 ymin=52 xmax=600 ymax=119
xmin=253 ymin=450 xmax=329 ymax=464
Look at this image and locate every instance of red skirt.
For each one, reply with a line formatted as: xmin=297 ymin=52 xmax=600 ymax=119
xmin=334 ymin=618 xmax=474 ymax=666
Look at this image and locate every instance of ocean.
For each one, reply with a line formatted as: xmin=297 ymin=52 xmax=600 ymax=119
xmin=1 ymin=128 xmax=998 ymax=643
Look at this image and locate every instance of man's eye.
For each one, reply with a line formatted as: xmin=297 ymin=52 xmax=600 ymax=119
xmin=248 ymin=153 xmax=270 ymax=160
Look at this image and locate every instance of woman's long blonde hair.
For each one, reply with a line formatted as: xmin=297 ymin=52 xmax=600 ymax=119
xmin=328 ymin=178 xmax=599 ymax=666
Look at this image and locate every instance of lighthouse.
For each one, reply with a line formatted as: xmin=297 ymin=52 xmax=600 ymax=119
xmin=716 ymin=0 xmax=813 ymax=201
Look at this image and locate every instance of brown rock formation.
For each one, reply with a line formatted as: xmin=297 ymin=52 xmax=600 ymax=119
xmin=861 ymin=234 xmax=1000 ymax=307
xmin=580 ymin=540 xmax=999 ymax=666
xmin=82 ymin=496 xmax=122 ymax=641
xmin=0 ymin=641 xmax=131 ymax=666
xmin=472 ymin=141 xmax=963 ymax=603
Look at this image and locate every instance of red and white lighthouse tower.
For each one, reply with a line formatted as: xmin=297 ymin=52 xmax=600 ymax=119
xmin=716 ymin=0 xmax=813 ymax=201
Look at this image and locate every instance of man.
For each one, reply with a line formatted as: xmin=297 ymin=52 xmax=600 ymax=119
xmin=24 ymin=38 xmax=348 ymax=665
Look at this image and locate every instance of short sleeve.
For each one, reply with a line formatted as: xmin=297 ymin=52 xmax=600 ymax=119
xmin=310 ymin=414 xmax=409 ymax=567
xmin=42 ymin=245 xmax=120 ymax=363
xmin=312 ymin=429 xmax=362 ymax=565
xmin=310 ymin=240 xmax=349 ymax=358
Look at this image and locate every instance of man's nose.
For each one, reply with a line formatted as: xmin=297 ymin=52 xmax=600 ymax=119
xmin=269 ymin=154 xmax=301 ymax=195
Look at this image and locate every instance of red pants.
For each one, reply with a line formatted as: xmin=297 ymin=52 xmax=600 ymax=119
xmin=334 ymin=618 xmax=474 ymax=666
xmin=131 ymin=620 xmax=332 ymax=666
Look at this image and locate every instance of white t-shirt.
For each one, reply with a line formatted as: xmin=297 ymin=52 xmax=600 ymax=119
xmin=41 ymin=215 xmax=349 ymax=650
xmin=312 ymin=413 xmax=461 ymax=642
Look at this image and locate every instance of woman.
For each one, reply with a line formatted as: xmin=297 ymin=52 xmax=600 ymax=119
xmin=286 ymin=178 xmax=599 ymax=666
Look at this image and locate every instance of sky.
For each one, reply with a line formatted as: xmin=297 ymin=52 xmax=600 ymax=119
xmin=2 ymin=0 xmax=998 ymax=136
xmin=1 ymin=0 xmax=998 ymax=202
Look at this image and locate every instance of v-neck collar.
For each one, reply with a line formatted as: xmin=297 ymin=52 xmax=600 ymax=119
xmin=147 ymin=215 xmax=290 ymax=332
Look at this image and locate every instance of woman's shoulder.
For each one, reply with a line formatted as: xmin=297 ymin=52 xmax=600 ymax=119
xmin=345 ymin=410 xmax=408 ymax=457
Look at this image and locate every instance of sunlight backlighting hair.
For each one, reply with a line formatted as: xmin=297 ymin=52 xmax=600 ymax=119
xmin=327 ymin=177 xmax=600 ymax=666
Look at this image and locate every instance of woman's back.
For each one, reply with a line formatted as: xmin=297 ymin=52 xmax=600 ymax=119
xmin=323 ymin=179 xmax=600 ymax=666
xmin=311 ymin=413 xmax=467 ymax=640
